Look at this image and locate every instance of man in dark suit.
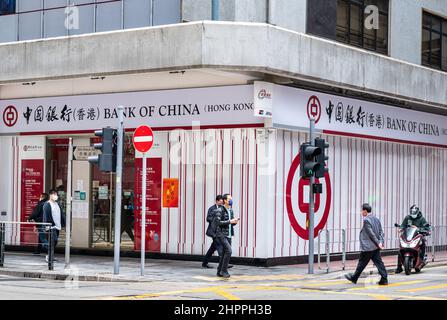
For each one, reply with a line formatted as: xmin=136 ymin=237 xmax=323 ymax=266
xmin=345 ymin=203 xmax=388 ymax=285
xmin=212 ymin=201 xmax=239 ymax=278
xmin=202 ymin=195 xmax=224 ymax=268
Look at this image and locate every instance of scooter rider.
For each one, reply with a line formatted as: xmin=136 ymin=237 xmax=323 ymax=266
xmin=395 ymin=205 xmax=430 ymax=274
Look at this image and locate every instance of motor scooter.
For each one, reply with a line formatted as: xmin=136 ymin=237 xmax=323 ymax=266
xmin=394 ymin=223 xmax=430 ymax=275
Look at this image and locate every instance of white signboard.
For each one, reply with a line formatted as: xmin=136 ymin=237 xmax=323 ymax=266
xmin=253 ymin=81 xmax=273 ymax=118
xmin=272 ymin=85 xmax=447 ymax=147
xmin=0 ymin=85 xmax=262 ymax=134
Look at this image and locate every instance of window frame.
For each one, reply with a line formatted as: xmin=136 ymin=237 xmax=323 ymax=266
xmin=0 ymin=0 xmax=16 ymax=16
xmin=336 ymin=0 xmax=389 ymax=55
xmin=422 ymin=11 xmax=447 ymax=72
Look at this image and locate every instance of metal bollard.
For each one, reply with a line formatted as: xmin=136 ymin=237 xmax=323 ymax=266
xmin=431 ymin=227 xmax=436 ymax=263
xmin=0 ymin=223 xmax=5 ymax=267
xmin=342 ymin=229 xmax=346 ymax=271
xmin=317 ymin=229 xmax=322 ymax=270
xmin=325 ymin=229 xmax=330 ymax=273
xmin=48 ymin=228 xmax=54 ymax=271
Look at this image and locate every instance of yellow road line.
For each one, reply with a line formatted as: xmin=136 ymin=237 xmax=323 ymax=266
xmin=193 ymin=274 xmax=305 ymax=282
xmin=348 ymin=280 xmax=427 ymax=291
xmin=212 ymin=289 xmax=241 ymax=300
xmin=398 ymin=283 xmax=447 ymax=293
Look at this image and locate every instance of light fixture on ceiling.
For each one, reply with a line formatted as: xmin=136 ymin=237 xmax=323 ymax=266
xmin=22 ymin=82 xmax=36 ymax=86
xmin=90 ymin=76 xmax=106 ymax=80
xmin=169 ymin=70 xmax=186 ymax=75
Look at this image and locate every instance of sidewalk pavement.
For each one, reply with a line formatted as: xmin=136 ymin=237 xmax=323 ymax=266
xmin=0 ymin=251 xmax=446 ymax=283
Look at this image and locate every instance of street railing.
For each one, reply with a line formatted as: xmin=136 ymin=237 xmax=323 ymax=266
xmin=317 ymin=228 xmax=346 ymax=273
xmin=0 ymin=221 xmax=55 ymax=270
xmin=429 ymin=226 xmax=447 ymax=262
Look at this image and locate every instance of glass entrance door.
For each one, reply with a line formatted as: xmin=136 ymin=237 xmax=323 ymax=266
xmin=90 ymin=133 xmax=135 ymax=249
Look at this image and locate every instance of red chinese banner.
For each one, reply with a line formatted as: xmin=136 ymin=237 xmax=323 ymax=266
xmin=134 ymin=158 xmax=162 ymax=252
xmin=163 ymin=178 xmax=179 ymax=208
xmin=21 ymin=160 xmax=44 ymax=245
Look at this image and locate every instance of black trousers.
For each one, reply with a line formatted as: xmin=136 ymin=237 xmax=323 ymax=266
xmin=353 ymin=249 xmax=388 ymax=281
xmin=202 ymin=238 xmax=222 ymax=265
xmin=216 ymin=236 xmax=232 ymax=274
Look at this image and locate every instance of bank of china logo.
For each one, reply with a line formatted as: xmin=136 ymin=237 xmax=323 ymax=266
xmin=3 ymin=105 xmax=18 ymax=127
xmin=258 ymin=89 xmax=272 ymax=100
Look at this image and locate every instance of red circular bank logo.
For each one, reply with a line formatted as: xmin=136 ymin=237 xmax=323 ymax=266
xmin=306 ymin=95 xmax=321 ymax=124
xmin=258 ymin=89 xmax=272 ymax=100
xmin=3 ymin=105 xmax=18 ymax=127
xmin=286 ymin=152 xmax=332 ymax=240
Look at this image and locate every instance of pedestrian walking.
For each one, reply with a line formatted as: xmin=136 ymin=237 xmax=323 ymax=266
xmin=212 ymin=196 xmax=239 ymax=278
xmin=222 ymin=194 xmax=236 ymax=269
xmin=202 ymin=195 xmax=224 ymax=268
xmin=28 ymin=193 xmax=49 ymax=254
xmin=43 ymin=189 xmax=66 ymax=263
xmin=345 ymin=203 xmax=388 ymax=285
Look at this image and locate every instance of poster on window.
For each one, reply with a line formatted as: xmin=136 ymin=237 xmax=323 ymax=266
xmin=134 ymin=158 xmax=162 ymax=252
xmin=20 ymin=160 xmax=44 ymax=246
xmin=163 ymin=178 xmax=179 ymax=208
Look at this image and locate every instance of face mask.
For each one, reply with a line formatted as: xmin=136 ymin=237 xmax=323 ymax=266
xmin=228 ymin=200 xmax=233 ymax=206
xmin=52 ymin=195 xmax=58 ymax=202
xmin=410 ymin=213 xmax=418 ymax=219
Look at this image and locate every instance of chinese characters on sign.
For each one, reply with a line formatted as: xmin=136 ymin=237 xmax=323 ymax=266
xmin=326 ymin=100 xmax=392 ymax=130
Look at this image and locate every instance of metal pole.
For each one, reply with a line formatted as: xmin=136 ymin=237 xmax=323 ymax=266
xmin=212 ymin=0 xmax=219 ymax=20
xmin=432 ymin=227 xmax=436 ymax=262
xmin=65 ymin=138 xmax=73 ymax=269
xmin=326 ymin=229 xmax=330 ymax=273
xmin=308 ymin=117 xmax=315 ymax=274
xmin=317 ymin=229 xmax=322 ymax=270
xmin=48 ymin=228 xmax=54 ymax=271
xmin=0 ymin=223 xmax=5 ymax=267
xmin=342 ymin=229 xmax=346 ymax=271
xmin=114 ymin=106 xmax=124 ymax=274
xmin=141 ymin=152 xmax=147 ymax=276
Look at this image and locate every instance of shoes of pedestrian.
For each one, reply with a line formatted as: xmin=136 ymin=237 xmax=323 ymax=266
xmin=221 ymin=272 xmax=231 ymax=279
xmin=202 ymin=264 xmax=213 ymax=269
xmin=45 ymin=255 xmax=57 ymax=263
xmin=32 ymin=251 xmax=41 ymax=255
xmin=378 ymin=278 xmax=388 ymax=286
xmin=228 ymin=265 xmax=233 ymax=269
xmin=395 ymin=267 xmax=403 ymax=274
xmin=217 ymin=272 xmax=224 ymax=278
xmin=344 ymin=273 xmax=357 ymax=284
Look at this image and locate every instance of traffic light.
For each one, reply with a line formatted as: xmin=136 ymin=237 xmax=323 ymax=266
xmin=314 ymin=138 xmax=329 ymax=178
xmin=88 ymin=127 xmax=117 ymax=172
xmin=300 ymin=142 xmax=321 ymax=179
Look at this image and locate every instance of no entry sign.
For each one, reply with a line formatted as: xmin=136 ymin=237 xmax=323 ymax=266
xmin=133 ymin=125 xmax=154 ymax=153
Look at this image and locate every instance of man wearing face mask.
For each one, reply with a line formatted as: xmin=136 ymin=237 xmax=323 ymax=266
xmin=395 ymin=205 xmax=430 ymax=274
xmin=43 ymin=189 xmax=66 ymax=263
xmin=212 ymin=194 xmax=239 ymax=278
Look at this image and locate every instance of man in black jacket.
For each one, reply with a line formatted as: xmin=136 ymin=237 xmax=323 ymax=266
xmin=28 ymin=193 xmax=49 ymax=254
xmin=212 ymin=201 xmax=239 ymax=278
xmin=43 ymin=190 xmax=66 ymax=262
xmin=202 ymin=195 xmax=224 ymax=268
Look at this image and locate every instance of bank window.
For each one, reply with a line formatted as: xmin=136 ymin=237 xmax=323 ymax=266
xmin=422 ymin=11 xmax=447 ymax=72
xmin=336 ymin=0 xmax=389 ymax=54
xmin=0 ymin=0 xmax=15 ymax=15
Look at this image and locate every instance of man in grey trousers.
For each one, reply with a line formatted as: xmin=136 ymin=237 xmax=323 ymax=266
xmin=345 ymin=203 xmax=388 ymax=285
